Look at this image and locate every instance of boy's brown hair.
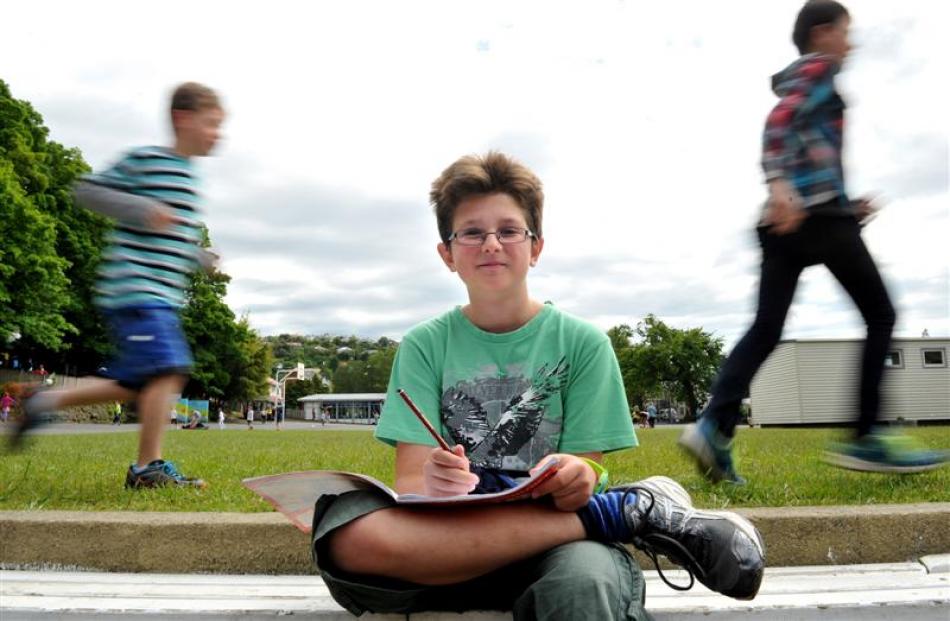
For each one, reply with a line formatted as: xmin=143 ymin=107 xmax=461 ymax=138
xmin=170 ymin=82 xmax=221 ymax=119
xmin=793 ymin=0 xmax=849 ymax=55
xmin=430 ymin=151 xmax=544 ymax=244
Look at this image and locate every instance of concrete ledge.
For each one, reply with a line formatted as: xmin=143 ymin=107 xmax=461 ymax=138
xmin=2 ymin=503 xmax=949 ymax=574
xmin=3 ymin=562 xmax=949 ymax=619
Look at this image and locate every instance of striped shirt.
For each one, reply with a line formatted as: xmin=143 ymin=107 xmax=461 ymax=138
xmin=83 ymin=146 xmax=205 ymax=309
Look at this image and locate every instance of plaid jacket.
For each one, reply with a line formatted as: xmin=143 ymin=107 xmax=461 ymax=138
xmin=762 ymin=53 xmax=851 ymax=213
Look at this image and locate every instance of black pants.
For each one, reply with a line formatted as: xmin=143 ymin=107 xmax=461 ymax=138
xmin=705 ymin=215 xmax=896 ymax=439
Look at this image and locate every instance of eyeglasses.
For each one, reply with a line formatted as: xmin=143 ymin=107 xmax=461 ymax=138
xmin=448 ymin=227 xmax=536 ymax=246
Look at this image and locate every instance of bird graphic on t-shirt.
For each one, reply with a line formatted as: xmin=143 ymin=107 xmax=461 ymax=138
xmin=443 ymin=357 xmax=570 ymax=468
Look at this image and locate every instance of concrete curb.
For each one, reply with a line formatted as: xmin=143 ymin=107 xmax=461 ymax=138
xmin=2 ymin=503 xmax=949 ymax=574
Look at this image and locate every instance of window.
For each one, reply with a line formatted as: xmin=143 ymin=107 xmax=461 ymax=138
xmin=883 ymin=350 xmax=903 ymax=368
xmin=922 ymin=348 xmax=946 ymax=368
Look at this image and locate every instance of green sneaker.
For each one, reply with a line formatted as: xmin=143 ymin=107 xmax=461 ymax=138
xmin=678 ymin=419 xmax=746 ymax=485
xmin=824 ymin=431 xmax=948 ymax=474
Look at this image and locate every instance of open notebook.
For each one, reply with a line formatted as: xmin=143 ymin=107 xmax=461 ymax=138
xmin=243 ymin=458 xmax=560 ymax=533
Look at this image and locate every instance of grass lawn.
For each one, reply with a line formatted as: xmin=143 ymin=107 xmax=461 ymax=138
xmin=1 ymin=426 xmax=947 ymax=513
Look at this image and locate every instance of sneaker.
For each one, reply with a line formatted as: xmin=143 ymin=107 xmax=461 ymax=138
xmin=8 ymin=389 xmax=58 ymax=451
xmin=679 ymin=419 xmax=746 ymax=485
xmin=621 ymin=476 xmax=765 ymax=600
xmin=824 ymin=432 xmax=948 ymax=474
xmin=125 ymin=460 xmax=207 ymax=489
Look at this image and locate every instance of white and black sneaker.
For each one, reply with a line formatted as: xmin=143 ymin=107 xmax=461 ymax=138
xmin=621 ymin=476 xmax=765 ymax=600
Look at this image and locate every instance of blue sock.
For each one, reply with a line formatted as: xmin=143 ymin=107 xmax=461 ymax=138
xmin=576 ymin=490 xmax=637 ymax=542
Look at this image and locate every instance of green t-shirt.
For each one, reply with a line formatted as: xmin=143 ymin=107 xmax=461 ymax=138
xmin=375 ymin=303 xmax=637 ymax=473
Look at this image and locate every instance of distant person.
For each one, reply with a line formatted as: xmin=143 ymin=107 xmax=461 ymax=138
xmin=247 ymin=407 xmax=254 ymax=430
xmin=646 ymin=402 xmax=657 ymax=428
xmin=11 ymin=82 xmax=225 ymax=490
xmin=276 ymin=405 xmax=284 ymax=431
xmin=679 ymin=0 xmax=946 ymax=484
xmin=218 ymin=408 xmax=225 ymax=430
xmin=183 ymin=410 xmax=206 ymax=430
xmin=112 ymin=402 xmax=122 ymax=425
xmin=1 ymin=391 xmax=14 ymax=423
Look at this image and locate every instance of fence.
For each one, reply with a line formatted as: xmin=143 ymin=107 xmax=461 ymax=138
xmin=0 ymin=370 xmax=104 ymax=391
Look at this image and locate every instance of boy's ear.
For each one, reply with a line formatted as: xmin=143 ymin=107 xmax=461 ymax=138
xmin=437 ymin=242 xmax=456 ymax=272
xmin=530 ymin=236 xmax=544 ymax=267
xmin=170 ymin=109 xmax=193 ymax=134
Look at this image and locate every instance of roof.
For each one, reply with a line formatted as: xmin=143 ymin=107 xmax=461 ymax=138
xmin=778 ymin=336 xmax=948 ymax=345
xmin=298 ymin=393 xmax=387 ymax=403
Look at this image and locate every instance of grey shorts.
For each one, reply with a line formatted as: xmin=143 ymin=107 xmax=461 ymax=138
xmin=311 ymin=489 xmax=653 ymax=620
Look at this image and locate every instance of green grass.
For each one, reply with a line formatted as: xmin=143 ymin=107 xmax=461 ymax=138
xmin=1 ymin=427 xmax=947 ymax=512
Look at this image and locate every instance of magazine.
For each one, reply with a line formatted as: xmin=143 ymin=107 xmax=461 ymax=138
xmin=243 ymin=458 xmax=560 ymax=533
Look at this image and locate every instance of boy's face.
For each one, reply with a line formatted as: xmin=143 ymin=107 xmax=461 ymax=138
xmin=437 ymin=192 xmax=543 ymax=299
xmin=812 ymin=15 xmax=851 ymax=63
xmin=174 ymin=107 xmax=225 ymax=156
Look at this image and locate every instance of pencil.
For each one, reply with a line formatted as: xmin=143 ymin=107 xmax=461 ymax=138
xmin=397 ymin=388 xmax=452 ymax=451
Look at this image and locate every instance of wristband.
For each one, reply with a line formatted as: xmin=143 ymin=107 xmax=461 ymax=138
xmin=580 ymin=457 xmax=609 ymax=494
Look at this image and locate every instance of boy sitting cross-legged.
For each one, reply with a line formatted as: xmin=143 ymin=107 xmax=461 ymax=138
xmin=312 ymin=152 xmax=765 ymax=620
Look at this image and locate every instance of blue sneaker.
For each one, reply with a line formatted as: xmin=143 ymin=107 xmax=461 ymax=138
xmin=679 ymin=419 xmax=746 ymax=484
xmin=125 ymin=460 xmax=207 ymax=489
xmin=824 ymin=432 xmax=948 ymax=474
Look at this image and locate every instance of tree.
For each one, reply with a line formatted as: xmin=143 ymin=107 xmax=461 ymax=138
xmin=179 ymin=254 xmax=272 ymax=403
xmin=607 ymin=324 xmax=634 ymax=354
xmin=0 ymin=81 xmax=80 ymax=352
xmin=331 ymin=360 xmax=368 ymax=393
xmin=285 ymin=374 xmax=325 ymax=406
xmin=610 ymin=315 xmax=724 ymax=421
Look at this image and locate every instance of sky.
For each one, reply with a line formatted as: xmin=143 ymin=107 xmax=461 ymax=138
xmin=3 ymin=0 xmax=948 ymax=347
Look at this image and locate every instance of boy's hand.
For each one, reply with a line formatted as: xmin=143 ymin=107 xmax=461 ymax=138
xmin=764 ymin=179 xmax=807 ymax=235
xmin=854 ymin=195 xmax=879 ymax=225
xmin=529 ymin=454 xmax=597 ymax=512
xmin=145 ymin=205 xmax=177 ymax=231
xmin=422 ymin=444 xmax=480 ymax=497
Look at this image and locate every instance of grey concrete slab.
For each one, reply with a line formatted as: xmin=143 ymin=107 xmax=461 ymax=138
xmin=2 ymin=562 xmax=948 ymax=619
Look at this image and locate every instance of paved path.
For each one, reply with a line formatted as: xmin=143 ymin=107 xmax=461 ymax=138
xmin=0 ymin=421 xmax=375 ymax=436
xmin=2 ymin=559 xmax=948 ymax=620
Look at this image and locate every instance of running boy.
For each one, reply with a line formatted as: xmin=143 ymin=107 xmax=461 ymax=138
xmin=11 ymin=82 xmax=225 ymax=489
xmin=679 ymin=1 xmax=946 ymax=483
xmin=310 ymin=152 xmax=765 ymax=619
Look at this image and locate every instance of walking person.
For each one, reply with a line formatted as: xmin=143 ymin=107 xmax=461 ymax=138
xmin=679 ymin=1 xmax=946 ymax=483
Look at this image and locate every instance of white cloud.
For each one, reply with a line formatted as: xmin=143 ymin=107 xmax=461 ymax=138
xmin=3 ymin=0 xmax=947 ymax=346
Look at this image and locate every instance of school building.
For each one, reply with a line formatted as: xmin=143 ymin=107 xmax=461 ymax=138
xmin=297 ymin=393 xmax=386 ymax=424
xmin=749 ymin=337 xmax=950 ymax=425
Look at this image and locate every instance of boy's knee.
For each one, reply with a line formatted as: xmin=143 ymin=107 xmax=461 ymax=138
xmin=325 ymin=511 xmax=398 ymax=574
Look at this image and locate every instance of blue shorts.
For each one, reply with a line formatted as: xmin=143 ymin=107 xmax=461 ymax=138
xmin=102 ymin=307 xmax=193 ymax=390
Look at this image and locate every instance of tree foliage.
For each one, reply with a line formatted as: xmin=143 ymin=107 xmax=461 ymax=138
xmin=266 ymin=333 xmax=398 ymax=394
xmin=179 ymin=260 xmax=272 ymax=404
xmin=0 ymin=79 xmax=106 ymax=357
xmin=610 ymin=315 xmax=724 ymax=421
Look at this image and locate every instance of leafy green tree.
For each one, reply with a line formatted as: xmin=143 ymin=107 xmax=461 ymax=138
xmin=610 ymin=315 xmax=724 ymax=421
xmin=179 ymin=260 xmax=272 ymax=403
xmin=285 ymin=374 xmax=326 ymax=406
xmin=633 ymin=315 xmax=724 ymax=422
xmin=331 ymin=360 xmax=368 ymax=393
xmin=0 ymin=81 xmax=84 ymax=352
xmin=363 ymin=348 xmax=396 ymax=392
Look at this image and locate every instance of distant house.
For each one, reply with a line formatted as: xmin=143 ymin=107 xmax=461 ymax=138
xmin=749 ymin=337 xmax=949 ymax=425
xmin=298 ymin=393 xmax=386 ymax=424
